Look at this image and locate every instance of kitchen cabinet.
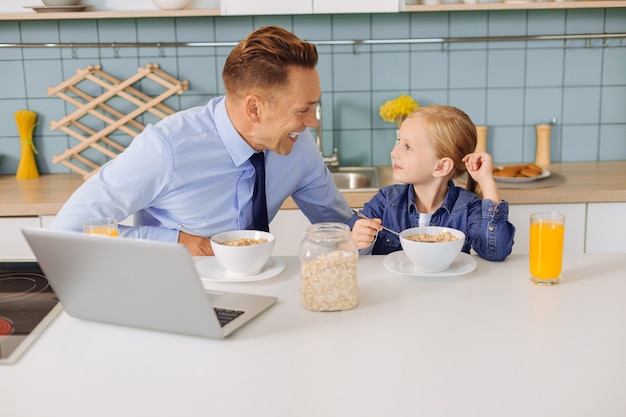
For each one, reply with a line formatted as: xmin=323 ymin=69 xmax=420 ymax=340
xmin=221 ymin=0 xmax=404 ymax=15
xmin=0 ymin=217 xmax=40 ymax=260
xmin=0 ymin=1 xmax=624 ymax=20
xmin=41 ymin=215 xmax=133 ymax=229
xmin=585 ymin=202 xmax=626 ymax=254
xmin=314 ymin=0 xmax=404 ymax=14
xmin=221 ymin=0 xmax=312 ymax=15
xmin=0 ymin=215 xmax=135 ymax=261
xmin=508 ymin=203 xmax=586 ymax=255
xmin=269 ymin=210 xmax=310 ymax=256
xmin=39 ymin=215 xmax=56 ymax=229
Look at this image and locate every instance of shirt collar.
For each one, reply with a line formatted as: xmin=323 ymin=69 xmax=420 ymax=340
xmin=214 ymin=97 xmax=257 ymax=167
xmin=406 ymin=180 xmax=458 ymax=214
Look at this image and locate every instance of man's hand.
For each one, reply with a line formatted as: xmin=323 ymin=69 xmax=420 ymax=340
xmin=178 ymin=231 xmax=214 ymax=256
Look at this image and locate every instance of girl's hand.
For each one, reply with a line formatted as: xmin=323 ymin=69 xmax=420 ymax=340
xmin=463 ymin=152 xmax=494 ymax=183
xmin=463 ymin=151 xmax=501 ymax=203
xmin=350 ymin=218 xmax=382 ymax=250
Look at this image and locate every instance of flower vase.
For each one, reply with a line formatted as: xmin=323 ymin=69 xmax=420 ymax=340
xmin=535 ymin=124 xmax=552 ymax=170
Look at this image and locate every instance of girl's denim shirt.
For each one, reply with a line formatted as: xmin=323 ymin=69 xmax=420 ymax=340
xmin=347 ymin=181 xmax=515 ymax=261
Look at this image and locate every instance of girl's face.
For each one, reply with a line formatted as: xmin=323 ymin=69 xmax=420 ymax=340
xmin=391 ymin=116 xmax=440 ymax=185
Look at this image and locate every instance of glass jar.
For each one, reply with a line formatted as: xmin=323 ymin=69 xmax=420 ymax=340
xmin=299 ymin=222 xmax=359 ymax=312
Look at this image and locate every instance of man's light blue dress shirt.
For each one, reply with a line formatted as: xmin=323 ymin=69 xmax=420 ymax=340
xmin=50 ymin=97 xmax=351 ymax=242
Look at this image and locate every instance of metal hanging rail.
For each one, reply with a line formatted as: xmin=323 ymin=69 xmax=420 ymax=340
xmin=0 ymin=32 xmax=624 ymax=49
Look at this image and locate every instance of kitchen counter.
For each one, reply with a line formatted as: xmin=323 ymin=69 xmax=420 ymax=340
xmin=2 ymin=162 xmax=624 ymax=216
xmin=3 ymin=253 xmax=626 ymax=416
xmin=0 ymin=173 xmax=84 ymax=216
xmin=288 ymin=161 xmax=626 ymax=208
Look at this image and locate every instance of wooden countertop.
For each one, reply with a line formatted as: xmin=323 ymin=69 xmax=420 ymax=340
xmin=1 ymin=161 xmax=625 ymax=217
xmin=0 ymin=173 xmax=84 ymax=216
xmin=284 ymin=161 xmax=626 ymax=209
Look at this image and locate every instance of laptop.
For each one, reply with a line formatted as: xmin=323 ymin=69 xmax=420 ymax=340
xmin=21 ymin=227 xmax=277 ymax=339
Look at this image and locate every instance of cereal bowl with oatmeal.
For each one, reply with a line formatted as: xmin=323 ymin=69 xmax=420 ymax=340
xmin=210 ymin=230 xmax=275 ymax=277
xmin=399 ymin=226 xmax=465 ymax=273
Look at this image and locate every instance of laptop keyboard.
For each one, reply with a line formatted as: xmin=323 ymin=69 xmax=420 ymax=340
xmin=214 ymin=308 xmax=245 ymax=327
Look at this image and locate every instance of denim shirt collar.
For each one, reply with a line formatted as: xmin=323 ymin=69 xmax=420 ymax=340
xmin=406 ymin=180 xmax=459 ymax=215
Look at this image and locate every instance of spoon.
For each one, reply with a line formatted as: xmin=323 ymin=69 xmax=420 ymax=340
xmin=352 ymin=209 xmax=401 ymax=237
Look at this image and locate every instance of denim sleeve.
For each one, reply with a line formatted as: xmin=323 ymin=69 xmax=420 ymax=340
xmin=348 ymin=189 xmax=399 ymax=256
xmin=468 ymin=199 xmax=516 ymax=261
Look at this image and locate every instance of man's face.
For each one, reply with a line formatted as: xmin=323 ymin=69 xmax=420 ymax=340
xmin=255 ymin=67 xmax=321 ymax=155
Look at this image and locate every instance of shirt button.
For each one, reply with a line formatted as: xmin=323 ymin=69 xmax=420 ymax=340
xmin=488 ymin=207 xmax=493 ymax=212
xmin=488 ymin=226 xmax=494 ymax=231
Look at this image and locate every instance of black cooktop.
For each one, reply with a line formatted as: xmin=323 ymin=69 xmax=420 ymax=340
xmin=0 ymin=261 xmax=61 ymax=364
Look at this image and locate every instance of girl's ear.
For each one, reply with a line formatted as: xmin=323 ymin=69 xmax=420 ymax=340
xmin=433 ymin=157 xmax=454 ymax=178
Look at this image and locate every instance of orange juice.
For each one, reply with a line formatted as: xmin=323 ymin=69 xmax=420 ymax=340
xmin=84 ymin=227 xmax=119 ymax=237
xmin=83 ymin=218 xmax=119 ymax=237
xmin=530 ymin=218 xmax=564 ymax=281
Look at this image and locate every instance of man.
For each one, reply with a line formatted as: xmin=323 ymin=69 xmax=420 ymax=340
xmin=50 ymin=26 xmax=351 ymax=256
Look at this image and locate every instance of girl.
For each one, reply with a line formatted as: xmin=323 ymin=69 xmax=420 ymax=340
xmin=349 ymin=105 xmax=514 ymax=261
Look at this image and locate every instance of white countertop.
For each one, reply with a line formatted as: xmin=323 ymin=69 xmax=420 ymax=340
xmin=3 ymin=253 xmax=626 ymax=416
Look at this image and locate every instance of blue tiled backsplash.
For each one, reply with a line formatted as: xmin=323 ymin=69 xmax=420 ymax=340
xmin=0 ymin=10 xmax=625 ymax=174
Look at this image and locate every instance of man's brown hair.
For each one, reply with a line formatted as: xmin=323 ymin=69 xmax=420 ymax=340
xmin=222 ymin=26 xmax=318 ymax=101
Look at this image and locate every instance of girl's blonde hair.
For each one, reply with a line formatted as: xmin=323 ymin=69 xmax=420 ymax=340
xmin=405 ymin=105 xmax=479 ymax=195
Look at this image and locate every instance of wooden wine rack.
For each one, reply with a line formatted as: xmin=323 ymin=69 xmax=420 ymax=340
xmin=48 ymin=63 xmax=188 ymax=179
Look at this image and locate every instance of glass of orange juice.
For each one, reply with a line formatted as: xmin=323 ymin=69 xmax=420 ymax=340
xmin=529 ymin=212 xmax=565 ymax=286
xmin=83 ymin=218 xmax=119 ymax=237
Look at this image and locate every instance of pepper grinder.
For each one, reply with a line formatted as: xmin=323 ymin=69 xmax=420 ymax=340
xmin=475 ymin=125 xmax=487 ymax=153
xmin=535 ymin=124 xmax=552 ymax=170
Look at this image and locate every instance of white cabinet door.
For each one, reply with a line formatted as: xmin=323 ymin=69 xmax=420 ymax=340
xmin=586 ymin=203 xmax=626 ymax=253
xmin=270 ymin=210 xmax=310 ymax=256
xmin=314 ymin=0 xmax=404 ymax=13
xmin=39 ymin=215 xmax=56 ymax=229
xmin=41 ymin=215 xmax=134 ymax=229
xmin=0 ymin=217 xmax=41 ymax=260
xmin=221 ymin=0 xmax=312 ymax=15
xmin=508 ymin=204 xmax=586 ymax=254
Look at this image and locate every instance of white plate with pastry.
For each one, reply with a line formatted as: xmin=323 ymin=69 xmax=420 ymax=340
xmin=493 ymin=164 xmax=550 ymax=183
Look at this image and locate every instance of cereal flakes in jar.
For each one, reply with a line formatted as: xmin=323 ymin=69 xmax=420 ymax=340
xmin=299 ymin=223 xmax=359 ymax=312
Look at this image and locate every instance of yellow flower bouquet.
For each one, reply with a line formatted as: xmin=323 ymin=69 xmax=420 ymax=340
xmin=379 ymin=94 xmax=420 ymax=129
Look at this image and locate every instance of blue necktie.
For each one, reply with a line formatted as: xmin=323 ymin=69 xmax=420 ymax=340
xmin=249 ymin=152 xmax=269 ymax=232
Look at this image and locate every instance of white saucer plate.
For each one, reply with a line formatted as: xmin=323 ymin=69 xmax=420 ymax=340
xmin=494 ymin=169 xmax=551 ymax=183
xmin=194 ymin=257 xmax=285 ymax=283
xmin=383 ymin=251 xmax=477 ymax=277
xmin=26 ymin=5 xmax=89 ymax=12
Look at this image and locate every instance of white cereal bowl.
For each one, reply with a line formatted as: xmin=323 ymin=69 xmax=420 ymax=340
xmin=211 ymin=230 xmax=275 ymax=277
xmin=152 ymin=0 xmax=192 ymax=10
xmin=400 ymin=226 xmax=465 ymax=273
